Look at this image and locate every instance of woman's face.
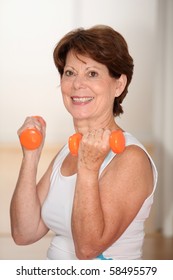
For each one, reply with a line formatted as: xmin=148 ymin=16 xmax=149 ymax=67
xmin=60 ymin=51 xmax=119 ymax=122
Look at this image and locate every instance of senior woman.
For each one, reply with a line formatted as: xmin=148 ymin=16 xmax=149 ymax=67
xmin=10 ymin=25 xmax=157 ymax=260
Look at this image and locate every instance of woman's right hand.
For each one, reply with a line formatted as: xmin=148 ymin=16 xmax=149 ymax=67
xmin=17 ymin=116 xmax=46 ymax=158
xmin=77 ymin=128 xmax=111 ymax=172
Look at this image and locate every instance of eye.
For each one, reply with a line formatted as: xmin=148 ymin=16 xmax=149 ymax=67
xmin=64 ymin=70 xmax=74 ymax=77
xmin=88 ymin=71 xmax=98 ymax=78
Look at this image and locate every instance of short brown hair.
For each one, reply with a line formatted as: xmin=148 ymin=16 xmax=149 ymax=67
xmin=53 ymin=25 xmax=134 ymax=116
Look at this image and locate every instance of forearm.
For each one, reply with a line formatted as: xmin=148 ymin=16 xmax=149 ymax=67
xmin=72 ymin=168 xmax=105 ymax=258
xmin=10 ymin=154 xmax=41 ymax=243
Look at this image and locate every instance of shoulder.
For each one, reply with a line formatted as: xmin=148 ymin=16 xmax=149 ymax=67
xmin=101 ymin=131 xmax=153 ymax=178
xmin=103 ymin=143 xmax=152 ymax=177
xmin=118 ymin=143 xmax=151 ymax=166
xmin=100 ymin=141 xmax=154 ymax=198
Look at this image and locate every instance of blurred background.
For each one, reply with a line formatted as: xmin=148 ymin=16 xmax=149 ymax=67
xmin=0 ymin=0 xmax=173 ymax=259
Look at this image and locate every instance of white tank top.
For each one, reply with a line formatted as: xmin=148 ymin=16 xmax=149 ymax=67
xmin=41 ymin=132 xmax=158 ymax=260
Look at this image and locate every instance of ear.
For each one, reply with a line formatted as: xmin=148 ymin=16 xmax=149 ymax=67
xmin=114 ymin=74 xmax=127 ymax=97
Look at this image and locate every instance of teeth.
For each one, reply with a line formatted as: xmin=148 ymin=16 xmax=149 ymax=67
xmin=72 ymin=97 xmax=94 ymax=103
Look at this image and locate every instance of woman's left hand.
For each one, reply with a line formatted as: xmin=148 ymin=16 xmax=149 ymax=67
xmin=78 ymin=128 xmax=111 ymax=172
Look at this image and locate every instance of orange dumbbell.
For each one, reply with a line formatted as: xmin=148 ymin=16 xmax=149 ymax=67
xmin=19 ymin=116 xmax=45 ymax=150
xmin=68 ymin=133 xmax=83 ymax=156
xmin=68 ymin=129 xmax=125 ymax=156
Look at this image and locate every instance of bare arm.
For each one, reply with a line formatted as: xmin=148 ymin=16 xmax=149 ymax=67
xmin=10 ymin=117 xmax=53 ymax=245
xmin=71 ymin=129 xmax=153 ymax=259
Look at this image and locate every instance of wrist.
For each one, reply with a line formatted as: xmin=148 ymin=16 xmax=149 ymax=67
xmin=77 ymin=157 xmax=102 ymax=173
xmin=22 ymin=151 xmax=40 ymax=166
xmin=77 ymin=164 xmax=99 ymax=178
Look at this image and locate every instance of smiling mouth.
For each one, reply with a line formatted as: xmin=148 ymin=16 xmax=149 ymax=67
xmin=71 ymin=97 xmax=94 ymax=104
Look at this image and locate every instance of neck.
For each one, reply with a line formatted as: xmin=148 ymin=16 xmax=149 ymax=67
xmin=73 ymin=115 xmax=121 ymax=135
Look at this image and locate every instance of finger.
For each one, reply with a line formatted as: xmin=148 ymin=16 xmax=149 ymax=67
xmin=94 ymin=128 xmax=104 ymax=141
xmin=83 ymin=130 xmax=95 ymax=142
xmin=33 ymin=116 xmax=46 ymax=127
xmin=102 ymin=129 xmax=111 ymax=141
xmin=17 ymin=116 xmax=45 ymax=137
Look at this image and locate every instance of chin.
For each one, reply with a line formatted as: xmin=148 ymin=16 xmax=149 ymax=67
xmin=72 ymin=114 xmax=90 ymax=120
xmin=68 ymin=109 xmax=92 ymax=120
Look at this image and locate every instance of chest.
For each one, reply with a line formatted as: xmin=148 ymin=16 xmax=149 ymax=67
xmin=42 ymin=167 xmax=77 ymax=237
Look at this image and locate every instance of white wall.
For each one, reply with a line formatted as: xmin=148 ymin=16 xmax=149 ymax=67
xmin=0 ymin=0 xmax=158 ymax=146
xmin=0 ymin=0 xmax=76 ymax=146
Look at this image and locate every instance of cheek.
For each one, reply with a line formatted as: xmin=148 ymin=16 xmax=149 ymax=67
xmin=95 ymin=83 xmax=115 ymax=101
xmin=61 ymin=79 xmax=72 ymax=94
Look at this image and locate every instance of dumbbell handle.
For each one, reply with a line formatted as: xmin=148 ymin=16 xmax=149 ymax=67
xmin=19 ymin=116 xmax=45 ymax=150
xmin=68 ymin=130 xmax=125 ymax=156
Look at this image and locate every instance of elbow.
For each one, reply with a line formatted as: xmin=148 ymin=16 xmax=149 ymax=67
xmin=75 ymin=245 xmax=99 ymax=260
xmin=12 ymin=237 xmax=28 ymax=246
xmin=11 ymin=231 xmax=33 ymax=246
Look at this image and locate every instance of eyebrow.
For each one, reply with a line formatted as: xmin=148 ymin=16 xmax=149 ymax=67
xmin=64 ymin=65 xmax=76 ymax=69
xmin=64 ymin=65 xmax=102 ymax=71
xmin=86 ymin=66 xmax=101 ymax=70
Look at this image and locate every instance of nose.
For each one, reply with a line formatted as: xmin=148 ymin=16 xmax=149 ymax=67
xmin=73 ymin=74 xmax=86 ymax=89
